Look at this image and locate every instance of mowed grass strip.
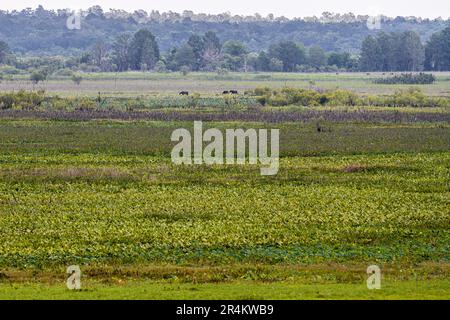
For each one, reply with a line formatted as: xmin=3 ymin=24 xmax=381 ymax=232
xmin=1 ymin=278 xmax=449 ymax=300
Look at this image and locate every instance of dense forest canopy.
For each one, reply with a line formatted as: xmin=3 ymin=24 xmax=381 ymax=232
xmin=0 ymin=6 xmax=449 ymax=73
xmin=0 ymin=6 xmax=448 ymax=55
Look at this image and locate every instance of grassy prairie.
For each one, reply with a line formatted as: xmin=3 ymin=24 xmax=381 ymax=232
xmin=1 ymin=278 xmax=449 ymax=300
xmin=0 ymin=101 xmax=448 ymax=299
xmin=1 ymin=72 xmax=449 ymax=97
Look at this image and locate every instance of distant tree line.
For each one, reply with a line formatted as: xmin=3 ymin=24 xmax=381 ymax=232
xmin=359 ymin=28 xmax=450 ymax=71
xmin=0 ymin=6 xmax=448 ymax=55
xmin=1 ymin=27 xmax=449 ymax=74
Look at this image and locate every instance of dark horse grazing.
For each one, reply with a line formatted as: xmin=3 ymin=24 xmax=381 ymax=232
xmin=222 ymin=91 xmax=229 ymax=94
xmin=179 ymin=91 xmax=189 ymax=96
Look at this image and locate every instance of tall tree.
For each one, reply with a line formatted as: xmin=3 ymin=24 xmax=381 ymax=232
xmin=0 ymin=40 xmax=10 ymax=64
xmin=173 ymin=45 xmax=196 ymax=70
xmin=222 ymin=40 xmax=248 ymax=71
xmin=359 ymin=36 xmax=382 ymax=71
xmin=376 ymin=32 xmax=396 ymax=71
xmin=91 ymin=40 xmax=108 ymax=69
xmin=268 ymin=41 xmax=306 ymax=72
xmin=223 ymin=40 xmax=248 ymax=57
xmin=425 ymin=27 xmax=450 ymax=71
xmin=112 ymin=33 xmax=131 ymax=71
xmin=256 ymin=51 xmax=271 ymax=71
xmin=203 ymin=31 xmax=221 ymax=53
xmin=360 ymin=31 xmax=425 ymax=71
xmin=129 ymin=29 xmax=160 ymax=70
xmin=308 ymin=45 xmax=327 ymax=69
xmin=399 ymin=31 xmax=424 ymax=71
xmin=187 ymin=34 xmax=205 ymax=71
xmin=327 ymin=52 xmax=351 ymax=69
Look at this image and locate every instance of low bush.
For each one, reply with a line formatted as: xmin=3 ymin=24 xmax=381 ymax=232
xmin=373 ymin=73 xmax=436 ymax=84
xmin=248 ymin=87 xmax=448 ymax=108
xmin=0 ymin=90 xmax=47 ymax=110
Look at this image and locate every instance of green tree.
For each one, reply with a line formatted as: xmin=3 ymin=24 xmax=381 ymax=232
xmin=398 ymin=31 xmax=424 ymax=71
xmin=71 ymin=74 xmax=83 ymax=85
xmin=165 ymin=48 xmax=179 ymax=71
xmin=180 ymin=65 xmax=190 ymax=76
xmin=112 ymin=33 xmax=131 ymax=72
xmin=327 ymin=52 xmax=351 ymax=69
xmin=359 ymin=36 xmax=382 ymax=71
xmin=203 ymin=31 xmax=221 ymax=52
xmin=256 ymin=51 xmax=271 ymax=71
xmin=187 ymin=34 xmax=205 ymax=71
xmin=360 ymin=31 xmax=425 ymax=72
xmin=174 ymin=45 xmax=196 ymax=70
xmin=90 ymin=40 xmax=109 ymax=71
xmin=154 ymin=60 xmax=167 ymax=73
xmin=269 ymin=58 xmax=284 ymax=72
xmin=222 ymin=41 xmax=248 ymax=71
xmin=425 ymin=27 xmax=450 ymax=71
xmin=30 ymin=71 xmax=46 ymax=84
xmin=269 ymin=41 xmax=306 ymax=72
xmin=0 ymin=40 xmax=10 ymax=64
xmin=223 ymin=40 xmax=247 ymax=57
xmin=376 ymin=32 xmax=397 ymax=71
xmin=308 ymin=45 xmax=327 ymax=69
xmin=129 ymin=29 xmax=160 ymax=71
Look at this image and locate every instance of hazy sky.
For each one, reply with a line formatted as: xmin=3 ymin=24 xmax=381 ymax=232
xmin=1 ymin=0 xmax=449 ymax=19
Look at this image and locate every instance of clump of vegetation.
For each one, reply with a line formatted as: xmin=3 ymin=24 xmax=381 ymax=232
xmin=384 ymin=88 xmax=446 ymax=107
xmin=250 ymin=87 xmax=448 ymax=108
xmin=252 ymin=87 xmax=321 ymax=107
xmin=53 ymin=68 xmax=74 ymax=77
xmin=30 ymin=71 xmax=47 ymax=84
xmin=251 ymin=87 xmax=361 ymax=107
xmin=0 ymin=65 xmax=22 ymax=75
xmin=373 ymin=73 xmax=436 ymax=84
xmin=154 ymin=60 xmax=167 ymax=73
xmin=71 ymin=74 xmax=83 ymax=85
xmin=180 ymin=66 xmax=190 ymax=76
xmin=0 ymin=90 xmax=46 ymax=110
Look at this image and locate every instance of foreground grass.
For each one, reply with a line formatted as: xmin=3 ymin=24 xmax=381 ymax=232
xmin=0 ymin=120 xmax=448 ymax=267
xmin=1 ymin=279 xmax=449 ymax=300
xmin=0 ymin=119 xmax=448 ymax=299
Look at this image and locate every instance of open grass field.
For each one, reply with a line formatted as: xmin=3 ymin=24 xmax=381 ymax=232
xmin=0 ymin=72 xmax=449 ymax=300
xmin=1 ymin=278 xmax=449 ymax=300
xmin=1 ymin=72 xmax=450 ymax=97
xmin=0 ymin=114 xmax=449 ymax=299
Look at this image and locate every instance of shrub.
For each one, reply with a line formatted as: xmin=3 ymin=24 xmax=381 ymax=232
xmin=248 ymin=87 xmax=448 ymax=108
xmin=0 ymin=65 xmax=21 ymax=75
xmin=71 ymin=74 xmax=83 ymax=85
xmin=256 ymin=96 xmax=267 ymax=106
xmin=253 ymin=86 xmax=272 ymax=96
xmin=0 ymin=90 xmax=46 ymax=110
xmin=54 ymin=68 xmax=74 ymax=77
xmin=326 ymin=90 xmax=361 ymax=106
xmin=154 ymin=61 xmax=167 ymax=73
xmin=0 ymin=94 xmax=14 ymax=109
xmin=73 ymin=97 xmax=97 ymax=111
xmin=30 ymin=71 xmax=47 ymax=84
xmin=373 ymin=73 xmax=436 ymax=85
xmin=180 ymin=66 xmax=190 ymax=76
xmin=216 ymin=68 xmax=229 ymax=76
